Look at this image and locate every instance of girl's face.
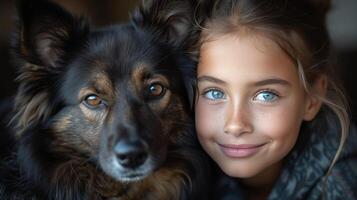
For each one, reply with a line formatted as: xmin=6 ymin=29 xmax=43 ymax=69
xmin=196 ymin=33 xmax=321 ymax=178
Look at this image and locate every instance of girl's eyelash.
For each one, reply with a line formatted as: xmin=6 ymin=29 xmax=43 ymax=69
xmin=253 ymin=89 xmax=281 ymax=103
xmin=201 ymin=87 xmax=224 ymax=96
xmin=201 ymin=87 xmax=223 ymax=95
xmin=256 ymin=89 xmax=280 ymax=97
xmin=200 ymin=87 xmax=226 ymax=101
xmin=200 ymin=88 xmax=280 ymax=96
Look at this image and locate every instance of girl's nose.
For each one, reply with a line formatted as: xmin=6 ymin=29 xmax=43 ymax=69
xmin=223 ymin=101 xmax=252 ymax=137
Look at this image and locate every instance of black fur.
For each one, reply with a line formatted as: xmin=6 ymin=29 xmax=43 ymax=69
xmin=0 ymin=0 xmax=211 ymax=199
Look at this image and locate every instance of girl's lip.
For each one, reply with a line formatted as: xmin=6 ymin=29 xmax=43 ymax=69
xmin=218 ymin=143 xmax=266 ymax=158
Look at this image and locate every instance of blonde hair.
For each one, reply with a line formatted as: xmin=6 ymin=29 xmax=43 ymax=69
xmin=196 ymin=0 xmax=350 ymax=189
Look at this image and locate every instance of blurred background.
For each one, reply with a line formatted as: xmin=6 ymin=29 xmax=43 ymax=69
xmin=0 ymin=0 xmax=356 ymax=119
xmin=0 ymin=0 xmax=140 ymax=99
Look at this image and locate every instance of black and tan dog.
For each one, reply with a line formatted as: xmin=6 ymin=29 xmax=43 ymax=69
xmin=0 ymin=0 xmax=210 ymax=199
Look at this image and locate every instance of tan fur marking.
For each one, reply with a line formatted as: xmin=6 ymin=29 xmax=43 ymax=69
xmin=132 ymin=63 xmax=148 ymax=96
xmin=77 ymin=71 xmax=113 ymax=100
xmin=53 ymin=115 xmax=72 ymax=131
xmin=79 ymin=103 xmax=106 ymax=123
xmin=14 ymin=91 xmax=51 ymax=137
xmin=124 ymin=166 xmax=187 ymax=200
xmin=78 ymin=88 xmax=94 ymax=102
xmin=93 ymin=72 xmax=114 ymax=98
xmin=51 ymin=159 xmax=127 ymax=198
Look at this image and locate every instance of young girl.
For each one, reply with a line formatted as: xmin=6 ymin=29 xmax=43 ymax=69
xmin=194 ymin=0 xmax=357 ymax=199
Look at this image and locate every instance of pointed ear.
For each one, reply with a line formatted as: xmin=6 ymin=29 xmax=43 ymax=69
xmin=303 ymin=75 xmax=327 ymax=121
xmin=14 ymin=0 xmax=89 ymax=68
xmin=131 ymin=0 xmax=199 ymax=47
xmin=11 ymin=0 xmax=89 ymax=135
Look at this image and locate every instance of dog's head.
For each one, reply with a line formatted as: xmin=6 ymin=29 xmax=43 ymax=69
xmin=13 ymin=0 xmax=198 ymax=182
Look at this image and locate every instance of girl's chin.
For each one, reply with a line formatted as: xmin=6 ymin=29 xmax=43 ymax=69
xmin=218 ymin=162 xmax=262 ymax=178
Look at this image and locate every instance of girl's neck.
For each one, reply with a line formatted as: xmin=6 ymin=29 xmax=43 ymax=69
xmin=238 ymin=161 xmax=283 ymax=200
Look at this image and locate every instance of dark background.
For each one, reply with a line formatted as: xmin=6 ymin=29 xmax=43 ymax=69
xmin=0 ymin=0 xmax=356 ymax=119
xmin=0 ymin=0 xmax=140 ymax=98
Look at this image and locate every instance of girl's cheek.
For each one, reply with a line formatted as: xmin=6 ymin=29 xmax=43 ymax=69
xmin=195 ymin=100 xmax=224 ymax=137
xmin=195 ymin=102 xmax=209 ymax=136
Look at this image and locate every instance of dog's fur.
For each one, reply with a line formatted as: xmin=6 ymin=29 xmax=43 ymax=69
xmin=0 ymin=0 xmax=211 ymax=199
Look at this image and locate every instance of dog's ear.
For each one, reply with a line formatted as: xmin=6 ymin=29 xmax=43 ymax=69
xmin=14 ymin=0 xmax=89 ymax=68
xmin=11 ymin=0 xmax=89 ymax=136
xmin=131 ymin=0 xmax=199 ymax=48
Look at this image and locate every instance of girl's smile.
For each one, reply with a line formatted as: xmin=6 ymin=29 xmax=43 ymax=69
xmin=218 ymin=142 xmax=268 ymax=158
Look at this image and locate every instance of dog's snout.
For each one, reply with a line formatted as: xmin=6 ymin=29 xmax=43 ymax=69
xmin=114 ymin=140 xmax=148 ymax=169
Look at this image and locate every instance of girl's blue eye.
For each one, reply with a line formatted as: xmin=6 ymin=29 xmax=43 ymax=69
xmin=254 ymin=91 xmax=278 ymax=102
xmin=203 ymin=89 xmax=226 ymax=100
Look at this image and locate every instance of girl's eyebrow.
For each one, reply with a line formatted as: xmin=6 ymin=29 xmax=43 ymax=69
xmin=253 ymin=78 xmax=291 ymax=87
xmin=197 ymin=75 xmax=226 ymax=85
xmin=197 ymin=75 xmax=291 ymax=87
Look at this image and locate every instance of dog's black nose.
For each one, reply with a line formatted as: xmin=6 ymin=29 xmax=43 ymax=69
xmin=114 ymin=140 xmax=148 ymax=169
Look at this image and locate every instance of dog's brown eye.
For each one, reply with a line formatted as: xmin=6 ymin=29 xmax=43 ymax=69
xmin=147 ymin=83 xmax=165 ymax=98
xmin=84 ymin=94 xmax=103 ymax=108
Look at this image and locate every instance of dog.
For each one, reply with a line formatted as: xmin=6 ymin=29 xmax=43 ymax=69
xmin=0 ymin=0 xmax=211 ymax=199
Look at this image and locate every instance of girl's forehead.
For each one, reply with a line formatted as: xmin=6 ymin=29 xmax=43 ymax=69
xmin=200 ymin=32 xmax=283 ymax=56
xmin=197 ymin=33 xmax=300 ymax=86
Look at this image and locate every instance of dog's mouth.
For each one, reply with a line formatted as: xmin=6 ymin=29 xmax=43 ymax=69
xmin=118 ymin=170 xmax=151 ymax=182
